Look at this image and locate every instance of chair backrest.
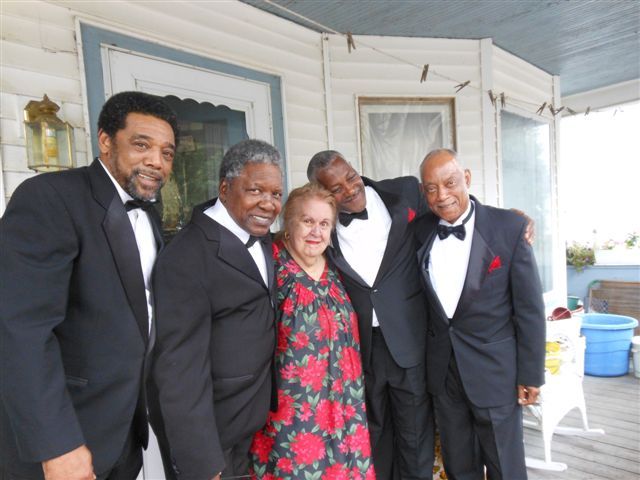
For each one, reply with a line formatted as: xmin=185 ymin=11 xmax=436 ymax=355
xmin=545 ymin=316 xmax=584 ymax=377
xmin=547 ymin=316 xmax=582 ymax=341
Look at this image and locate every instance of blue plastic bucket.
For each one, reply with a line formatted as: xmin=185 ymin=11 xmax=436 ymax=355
xmin=581 ymin=313 xmax=639 ymax=376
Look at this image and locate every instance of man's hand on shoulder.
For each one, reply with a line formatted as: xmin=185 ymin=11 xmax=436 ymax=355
xmin=517 ymin=385 xmax=540 ymax=406
xmin=510 ymin=208 xmax=535 ymax=245
xmin=42 ymin=445 xmax=95 ymax=480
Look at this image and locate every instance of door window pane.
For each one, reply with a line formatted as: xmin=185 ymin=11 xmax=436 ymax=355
xmin=160 ymin=96 xmax=247 ymax=238
xmin=501 ymin=110 xmax=553 ymax=292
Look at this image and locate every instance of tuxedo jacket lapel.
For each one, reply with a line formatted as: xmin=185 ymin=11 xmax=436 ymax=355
xmin=218 ymin=231 xmax=269 ymax=291
xmin=192 ymin=205 xmax=270 ymax=292
xmin=148 ymin=206 xmax=164 ymax=250
xmin=145 ymin=206 xmax=164 ymax=357
xmin=368 ymin=180 xmax=407 ymax=283
xmin=89 ymin=161 xmax=149 ymax=343
xmin=454 ymin=200 xmax=497 ymax=317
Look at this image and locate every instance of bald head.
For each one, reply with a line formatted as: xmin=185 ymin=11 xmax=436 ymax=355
xmin=419 ymin=148 xmax=462 ymax=178
xmin=420 ymin=149 xmax=471 ymax=223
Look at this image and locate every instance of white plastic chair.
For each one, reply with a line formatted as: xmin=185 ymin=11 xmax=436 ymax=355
xmin=524 ymin=315 xmax=605 ymax=471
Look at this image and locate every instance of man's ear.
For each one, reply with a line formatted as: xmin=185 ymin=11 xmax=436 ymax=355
xmin=218 ymin=177 xmax=229 ymax=203
xmin=464 ymin=169 xmax=472 ymax=188
xmin=97 ymin=129 xmax=112 ymax=155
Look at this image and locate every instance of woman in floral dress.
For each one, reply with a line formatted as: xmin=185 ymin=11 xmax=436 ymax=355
xmin=250 ymin=183 xmax=375 ymax=480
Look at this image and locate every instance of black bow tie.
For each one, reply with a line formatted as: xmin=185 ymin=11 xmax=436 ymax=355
xmin=124 ymin=199 xmax=155 ymax=212
xmin=437 ymin=224 xmax=466 ymax=241
xmin=338 ymin=209 xmax=368 ymax=227
xmin=437 ymin=202 xmax=475 ymax=241
xmin=245 ymin=235 xmax=262 ymax=248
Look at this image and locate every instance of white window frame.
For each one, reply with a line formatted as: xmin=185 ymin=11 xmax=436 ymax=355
xmin=497 ymin=104 xmax=564 ymax=306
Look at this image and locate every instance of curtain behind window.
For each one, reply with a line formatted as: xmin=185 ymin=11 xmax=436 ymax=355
xmin=359 ymin=99 xmax=455 ymax=180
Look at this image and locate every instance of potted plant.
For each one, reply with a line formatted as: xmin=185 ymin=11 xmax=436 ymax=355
xmin=566 ymin=242 xmax=595 ymax=272
xmin=595 ymin=232 xmax=640 ymax=265
xmin=625 ymin=232 xmax=639 ymax=249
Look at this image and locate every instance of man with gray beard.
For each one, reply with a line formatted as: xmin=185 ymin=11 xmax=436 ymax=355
xmin=1 ymin=91 xmax=177 ymax=480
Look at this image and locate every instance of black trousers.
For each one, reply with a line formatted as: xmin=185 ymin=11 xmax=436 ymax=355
xmin=365 ymin=328 xmax=435 ymax=480
xmin=433 ymin=355 xmax=527 ymax=480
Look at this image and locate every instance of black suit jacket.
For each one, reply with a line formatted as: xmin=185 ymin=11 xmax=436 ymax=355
xmin=150 ymin=199 xmax=276 ymax=479
xmin=416 ymin=196 xmax=546 ymax=408
xmin=0 ymin=159 xmax=159 ymax=477
xmin=327 ymin=176 xmax=428 ymax=369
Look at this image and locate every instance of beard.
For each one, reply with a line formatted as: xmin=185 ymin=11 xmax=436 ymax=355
xmin=124 ymin=168 xmax=165 ymax=202
xmin=108 ymin=142 xmax=165 ymax=201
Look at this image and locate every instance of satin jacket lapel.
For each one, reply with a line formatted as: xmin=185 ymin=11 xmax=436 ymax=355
xmin=366 ymin=179 xmax=406 ymax=284
xmin=417 ymin=217 xmax=450 ymax=323
xmin=327 ymin=230 xmax=368 ymax=288
xmin=145 ymin=207 xmax=164 ymax=358
xmin=89 ymin=160 xmax=149 ymax=343
xmin=191 ymin=205 xmax=269 ymax=291
xmin=148 ymin=206 xmax=164 ymax=251
xmin=454 ymin=201 xmax=496 ymax=317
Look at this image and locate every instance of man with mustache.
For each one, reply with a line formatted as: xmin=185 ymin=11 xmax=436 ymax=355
xmin=416 ymin=149 xmax=545 ymax=479
xmin=307 ymin=151 xmax=434 ymax=480
xmin=150 ymin=139 xmax=283 ymax=480
xmin=0 ymin=91 xmax=178 ymax=480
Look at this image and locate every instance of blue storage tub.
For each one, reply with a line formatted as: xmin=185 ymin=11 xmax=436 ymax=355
xmin=581 ymin=313 xmax=639 ymax=376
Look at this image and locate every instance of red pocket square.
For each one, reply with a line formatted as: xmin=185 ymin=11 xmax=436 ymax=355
xmin=408 ymin=208 xmax=416 ymax=223
xmin=488 ymin=256 xmax=502 ymax=273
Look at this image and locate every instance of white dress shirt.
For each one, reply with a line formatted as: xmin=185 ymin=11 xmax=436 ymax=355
xmin=100 ymin=160 xmax=157 ymax=333
xmin=429 ymin=200 xmax=475 ymax=319
xmin=336 ymin=186 xmax=392 ymax=327
xmin=204 ymin=199 xmax=269 ymax=286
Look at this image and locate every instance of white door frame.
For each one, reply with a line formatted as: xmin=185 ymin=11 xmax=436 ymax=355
xmin=101 ymin=46 xmax=274 ymax=143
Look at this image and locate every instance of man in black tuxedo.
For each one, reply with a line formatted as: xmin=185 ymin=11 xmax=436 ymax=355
xmin=416 ymin=149 xmax=545 ymax=479
xmin=0 ymin=92 xmax=178 ymax=480
xmin=150 ymin=139 xmax=282 ymax=480
xmin=308 ymin=151 xmax=434 ymax=480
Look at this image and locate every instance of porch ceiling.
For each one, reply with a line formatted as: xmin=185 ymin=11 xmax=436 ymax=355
xmin=241 ymin=0 xmax=640 ymax=97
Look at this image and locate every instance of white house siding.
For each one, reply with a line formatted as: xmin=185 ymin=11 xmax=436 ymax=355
xmin=325 ymin=34 xmax=490 ymax=199
xmin=492 ymin=47 xmax=555 ymax=111
xmin=1 ymin=0 xmax=558 ymax=212
xmin=1 ymin=1 xmax=85 ymax=208
xmin=0 ymin=0 xmax=327 ymax=208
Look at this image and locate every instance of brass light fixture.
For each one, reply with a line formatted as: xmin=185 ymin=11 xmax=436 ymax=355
xmin=24 ymin=95 xmax=75 ymax=172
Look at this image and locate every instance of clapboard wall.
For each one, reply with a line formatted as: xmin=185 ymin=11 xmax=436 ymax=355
xmin=1 ymin=0 xmax=557 ymax=211
xmin=0 ymin=0 xmax=327 ymax=208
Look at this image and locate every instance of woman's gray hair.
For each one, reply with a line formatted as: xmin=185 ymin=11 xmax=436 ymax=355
xmin=307 ymin=150 xmax=345 ymax=182
xmin=219 ymin=139 xmax=282 ymax=181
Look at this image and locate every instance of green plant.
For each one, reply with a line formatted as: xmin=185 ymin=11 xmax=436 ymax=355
xmin=624 ymin=232 xmax=639 ymax=249
xmin=566 ymin=242 xmax=595 ymax=272
xmin=600 ymin=239 xmax=617 ymax=250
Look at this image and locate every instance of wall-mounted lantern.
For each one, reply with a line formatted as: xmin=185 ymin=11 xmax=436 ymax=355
xmin=24 ymin=95 xmax=75 ymax=172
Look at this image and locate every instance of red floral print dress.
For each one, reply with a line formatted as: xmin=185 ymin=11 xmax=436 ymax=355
xmin=250 ymin=241 xmax=375 ymax=480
